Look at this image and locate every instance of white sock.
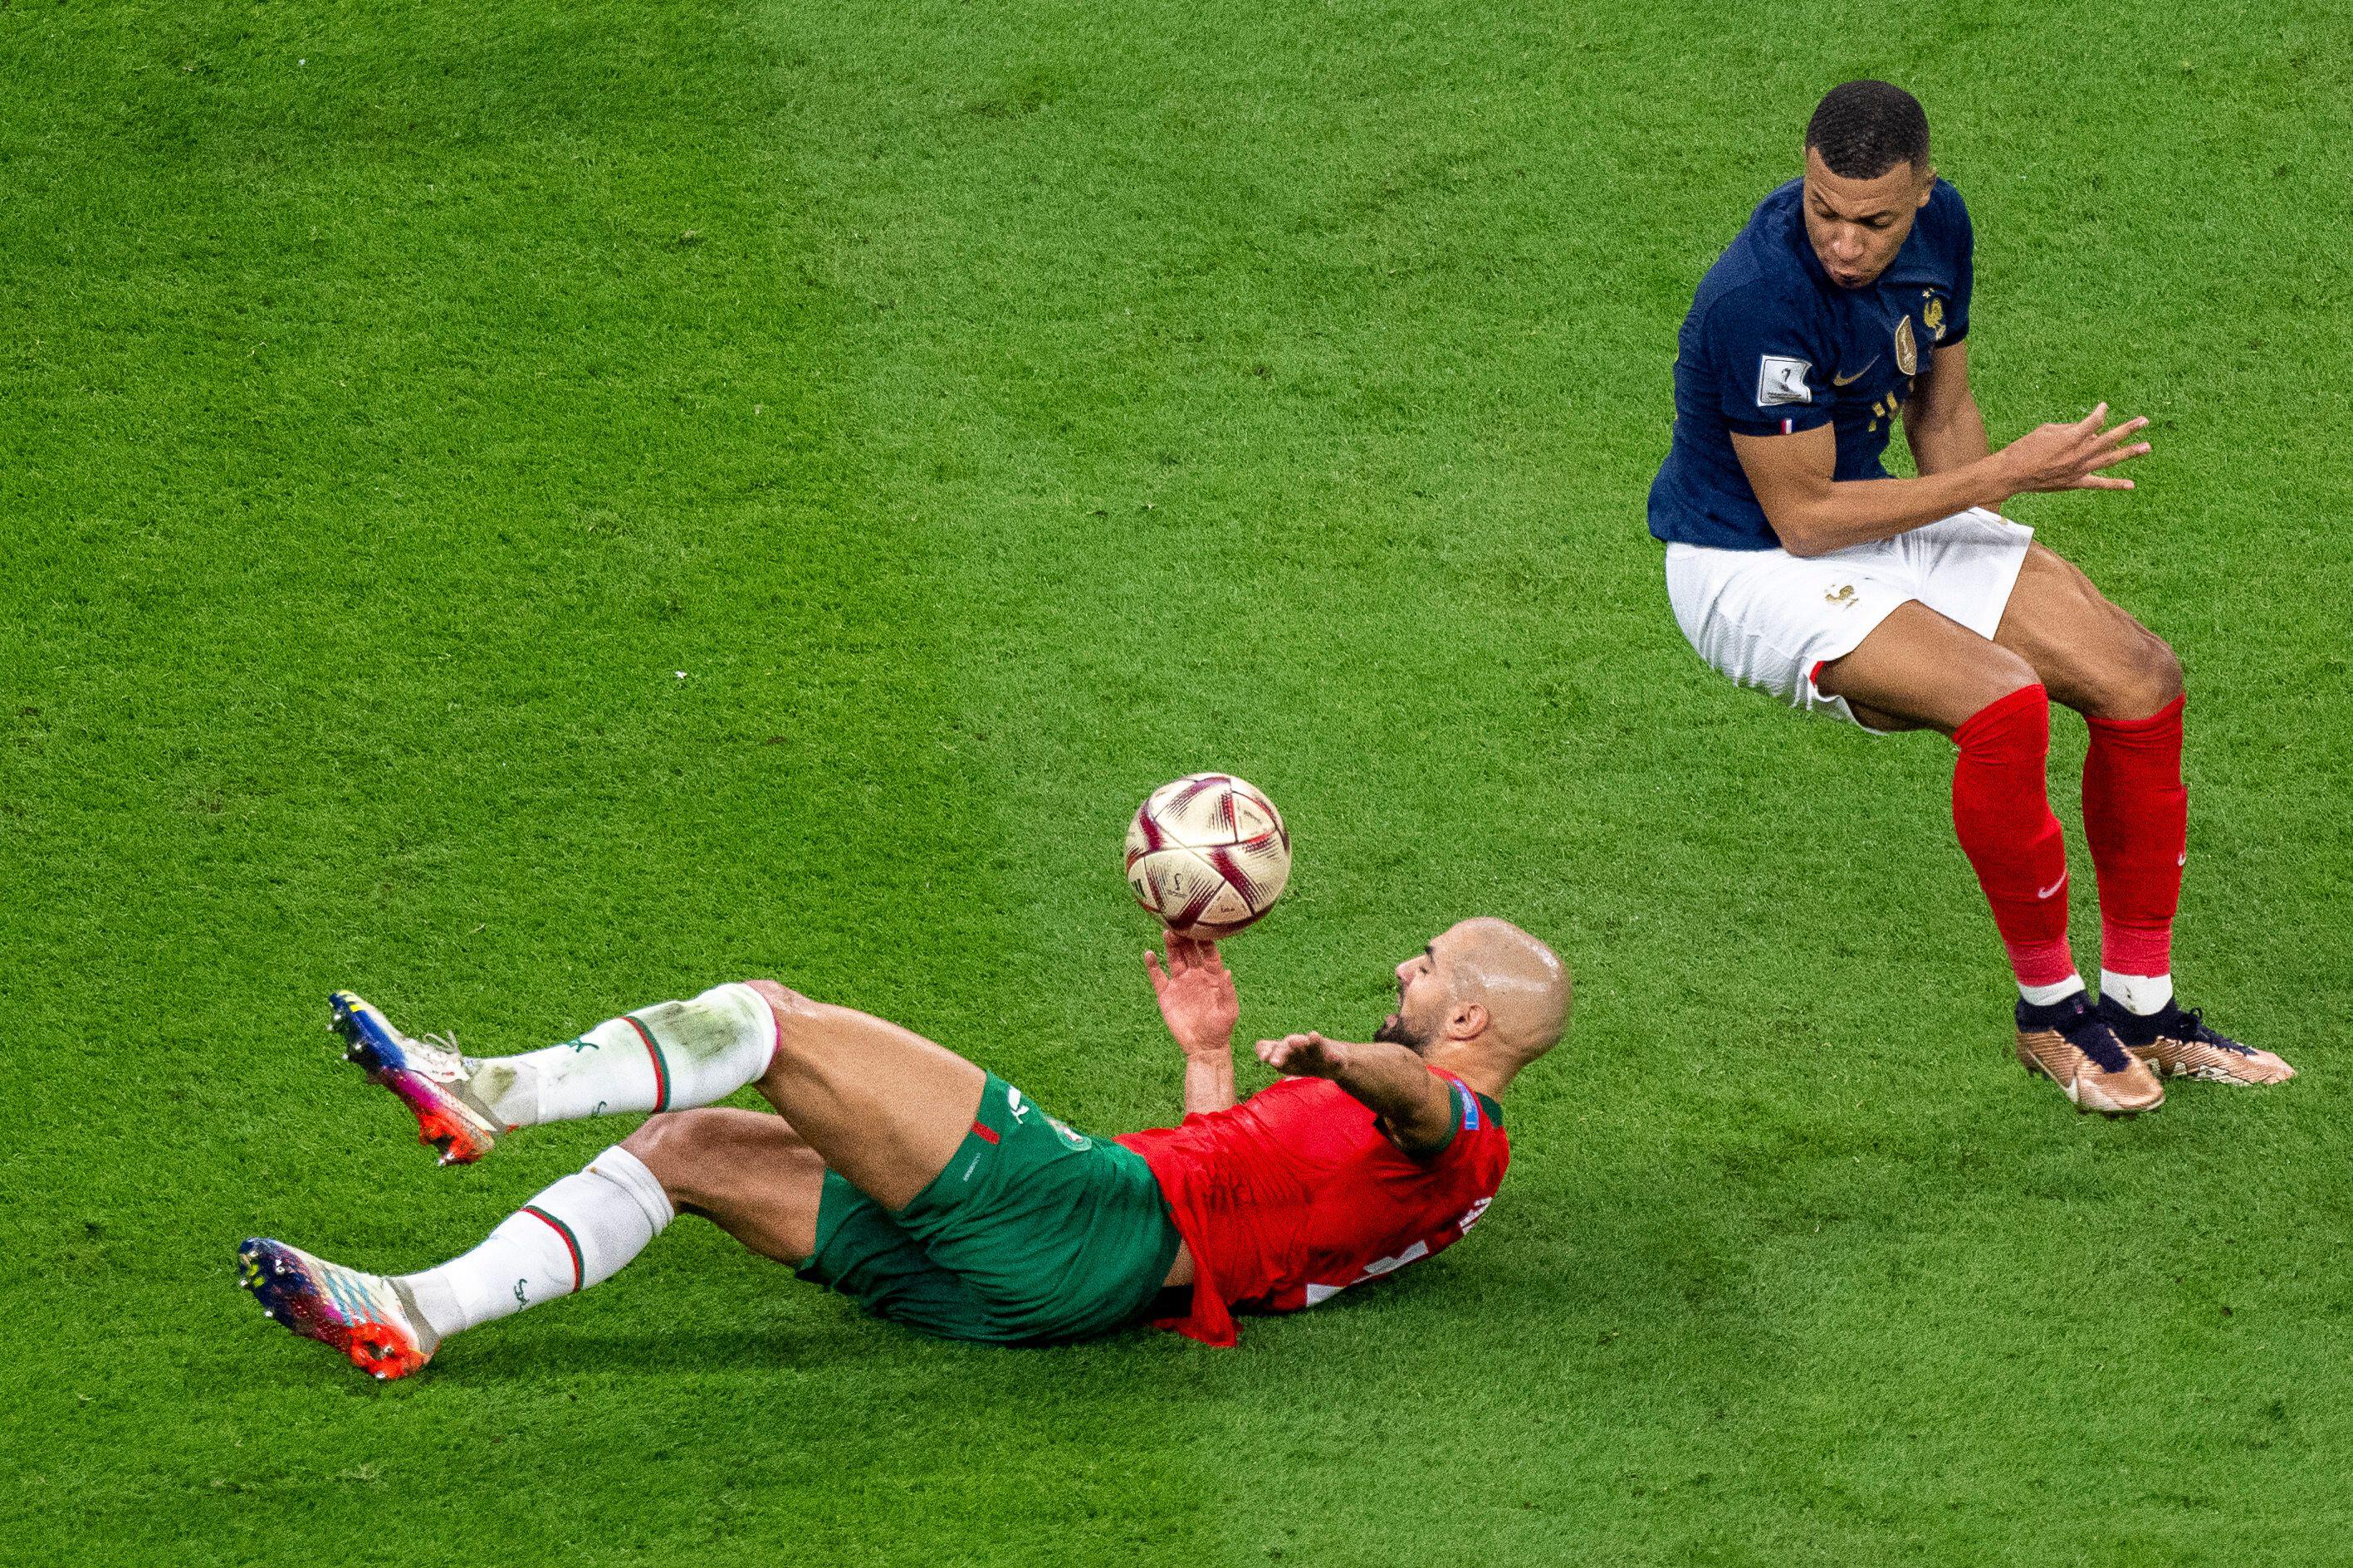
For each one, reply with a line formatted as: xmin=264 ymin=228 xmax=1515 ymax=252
xmin=2101 ymin=970 xmax=2174 ymax=1015
xmin=467 ymin=982 xmax=776 ymax=1127
xmin=399 ymin=1145 xmax=674 ymax=1341
xmin=2019 ymin=974 xmax=2087 ymax=1008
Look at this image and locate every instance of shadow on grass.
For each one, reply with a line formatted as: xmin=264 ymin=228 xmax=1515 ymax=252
xmin=418 ymin=1313 xmax=1185 ymax=1385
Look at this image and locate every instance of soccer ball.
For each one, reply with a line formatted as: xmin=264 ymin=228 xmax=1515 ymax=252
xmin=1123 ymin=773 xmax=1292 ymax=939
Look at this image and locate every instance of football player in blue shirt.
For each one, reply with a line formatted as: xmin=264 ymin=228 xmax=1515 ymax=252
xmin=1648 ymin=81 xmax=2292 ymax=1115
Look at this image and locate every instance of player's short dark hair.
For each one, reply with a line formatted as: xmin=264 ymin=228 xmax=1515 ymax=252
xmin=1805 ymin=81 xmax=1930 ymax=179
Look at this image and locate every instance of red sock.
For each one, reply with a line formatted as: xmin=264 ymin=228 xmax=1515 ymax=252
xmin=1951 ymin=684 xmax=2075 ymax=987
xmin=2082 ymin=695 xmax=2186 ymax=979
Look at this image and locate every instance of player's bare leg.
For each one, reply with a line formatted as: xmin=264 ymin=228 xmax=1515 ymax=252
xmin=1818 ymin=603 xmax=2165 ymax=1114
xmin=621 ymin=1107 xmax=827 ymax=1263
xmin=1817 ymin=599 xmax=2039 ymax=736
xmin=1993 ymin=545 xmax=2292 ymax=1084
xmin=1990 ymin=544 xmax=2179 ymax=721
xmin=741 ymin=979 xmax=986 ymax=1211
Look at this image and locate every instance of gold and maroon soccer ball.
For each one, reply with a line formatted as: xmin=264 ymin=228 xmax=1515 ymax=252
xmin=1123 ymin=773 xmax=1292 ymax=940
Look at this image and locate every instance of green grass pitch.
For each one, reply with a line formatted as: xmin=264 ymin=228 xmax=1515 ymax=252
xmin=5 ymin=0 xmax=2351 ymax=1561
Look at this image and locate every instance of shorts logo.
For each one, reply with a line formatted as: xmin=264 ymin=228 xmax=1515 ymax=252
xmin=1756 ymin=354 xmax=1813 ymax=407
xmin=2037 ymin=874 xmax=2067 ymax=900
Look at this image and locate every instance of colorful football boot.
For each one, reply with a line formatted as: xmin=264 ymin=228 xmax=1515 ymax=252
xmin=2101 ymin=996 xmax=2296 ymax=1086
xmin=2014 ymin=993 xmax=2165 ymax=1116
xmin=330 ymin=989 xmax=504 ymax=1166
xmin=237 ymin=1238 xmax=438 ymax=1380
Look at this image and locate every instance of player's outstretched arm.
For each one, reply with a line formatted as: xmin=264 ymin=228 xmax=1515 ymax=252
xmin=1255 ymin=1033 xmax=1455 ymax=1156
xmin=1734 ymin=400 xmax=2151 ymax=557
xmin=1147 ymin=933 xmax=1240 ymax=1116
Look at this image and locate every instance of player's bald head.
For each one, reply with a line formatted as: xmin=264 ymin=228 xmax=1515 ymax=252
xmin=1432 ymin=917 xmax=1572 ymax=1062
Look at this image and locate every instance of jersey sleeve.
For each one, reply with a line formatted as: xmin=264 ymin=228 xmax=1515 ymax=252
xmin=1943 ymin=187 xmax=1974 ymax=344
xmin=1416 ymin=1072 xmax=1508 ymax=1170
xmin=1700 ymin=286 xmax=1834 ymax=438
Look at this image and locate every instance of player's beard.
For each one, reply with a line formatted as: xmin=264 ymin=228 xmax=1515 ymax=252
xmin=1373 ymin=1010 xmax=1433 ymax=1054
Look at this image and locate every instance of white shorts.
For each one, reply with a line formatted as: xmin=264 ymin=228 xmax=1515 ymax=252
xmin=1663 ymin=508 xmax=2033 ymax=731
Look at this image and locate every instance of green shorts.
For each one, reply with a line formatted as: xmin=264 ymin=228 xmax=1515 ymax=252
xmin=795 ymin=1075 xmax=1182 ymax=1345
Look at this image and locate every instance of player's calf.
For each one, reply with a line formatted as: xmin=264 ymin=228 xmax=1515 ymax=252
xmin=1996 ymin=547 xmax=2183 ymax=722
xmin=336 ymin=983 xmax=780 ymax=1164
xmin=623 ymin=1107 xmax=826 ymax=1263
xmin=238 ymin=1145 xmax=675 ymax=1380
xmin=2062 ymin=628 xmax=2182 ymax=723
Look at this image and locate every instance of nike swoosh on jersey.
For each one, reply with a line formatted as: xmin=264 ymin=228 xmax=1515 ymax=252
xmin=1832 ymin=358 xmax=1881 ymax=387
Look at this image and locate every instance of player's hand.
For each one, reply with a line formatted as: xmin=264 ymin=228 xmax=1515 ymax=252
xmin=1998 ymin=403 xmax=2152 ymax=494
xmin=1146 ymin=931 xmax=1239 ymax=1058
xmin=1255 ymin=1031 xmax=1353 ymax=1079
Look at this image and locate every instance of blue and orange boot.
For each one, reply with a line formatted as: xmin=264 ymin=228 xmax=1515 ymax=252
xmin=2101 ymin=995 xmax=2296 ymax=1086
xmin=330 ymin=990 xmax=504 ymax=1166
xmin=237 ymin=1238 xmax=438 ymax=1380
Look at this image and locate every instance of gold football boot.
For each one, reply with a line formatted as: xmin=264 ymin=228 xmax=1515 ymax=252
xmin=2014 ymin=994 xmax=2165 ymax=1116
xmin=2101 ymin=996 xmax=2296 ymax=1087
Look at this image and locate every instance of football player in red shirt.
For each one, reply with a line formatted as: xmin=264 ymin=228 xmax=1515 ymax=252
xmin=237 ymin=919 xmax=1569 ymax=1375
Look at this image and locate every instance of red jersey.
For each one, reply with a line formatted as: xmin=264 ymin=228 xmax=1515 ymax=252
xmin=1115 ymin=1071 xmax=1509 ymax=1346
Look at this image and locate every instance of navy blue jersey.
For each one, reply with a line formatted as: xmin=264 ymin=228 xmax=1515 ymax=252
xmin=1647 ymin=178 xmax=1974 ymax=550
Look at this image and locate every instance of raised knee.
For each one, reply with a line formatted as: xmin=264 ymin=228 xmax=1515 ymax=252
xmin=2087 ymin=632 xmax=2183 ymax=718
xmin=1945 ymin=652 xmax=2046 ymax=739
xmin=621 ymin=1108 xmax=723 ymax=1185
xmin=743 ymin=977 xmax=812 ymax=1017
xmin=741 ymin=977 xmax=828 ymax=1052
xmin=2140 ymin=634 xmax=2184 ymax=708
xmin=624 ymin=1106 xmax=789 ymax=1211
xmin=1982 ymin=647 xmax=2042 ymax=706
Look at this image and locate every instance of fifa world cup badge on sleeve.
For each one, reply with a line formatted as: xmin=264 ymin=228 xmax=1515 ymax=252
xmin=1756 ymin=355 xmax=1812 ymax=407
